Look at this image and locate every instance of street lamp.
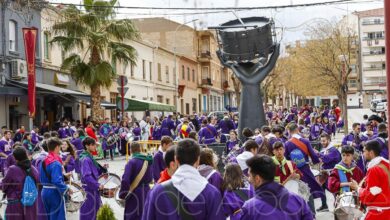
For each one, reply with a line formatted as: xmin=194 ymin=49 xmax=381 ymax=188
xmin=173 ymin=19 xmax=198 ymax=108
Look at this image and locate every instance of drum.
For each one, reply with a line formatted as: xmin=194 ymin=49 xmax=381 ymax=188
xmin=334 ymin=192 xmax=363 ymax=219
xmin=98 ymin=173 xmax=121 ymax=198
xmin=284 ymin=179 xmax=311 ymax=202
xmin=106 ymin=134 xmax=119 ymax=147
xmin=125 ymin=133 xmax=134 ymax=142
xmin=316 ymin=170 xmax=329 ymax=186
xmin=223 ymin=147 xmax=243 ymax=165
xmin=66 ymin=182 xmax=86 ymax=212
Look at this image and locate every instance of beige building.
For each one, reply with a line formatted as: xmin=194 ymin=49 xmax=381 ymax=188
xmin=178 ymin=55 xmax=199 ymax=114
xmin=354 ymin=8 xmax=386 ymax=107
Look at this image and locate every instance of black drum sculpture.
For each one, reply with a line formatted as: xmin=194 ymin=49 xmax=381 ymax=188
xmin=212 ymin=17 xmax=280 ymax=139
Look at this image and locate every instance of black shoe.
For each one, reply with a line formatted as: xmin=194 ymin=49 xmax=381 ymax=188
xmin=316 ymin=205 xmax=329 ymax=212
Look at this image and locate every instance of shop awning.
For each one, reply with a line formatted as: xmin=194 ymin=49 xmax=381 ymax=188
xmin=117 ymin=97 xmax=176 ymax=112
xmin=74 ymin=95 xmax=117 ymax=110
xmin=16 ymin=81 xmax=87 ymax=96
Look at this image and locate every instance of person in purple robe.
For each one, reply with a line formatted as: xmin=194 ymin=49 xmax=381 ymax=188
xmin=373 ymin=123 xmax=388 ymax=159
xmin=226 ymin=130 xmax=242 ymax=154
xmin=13 ymin=126 xmax=25 ymax=143
xmin=160 ymin=115 xmax=175 ymax=137
xmin=1 ymin=147 xmax=40 ymax=220
xmin=198 ymin=148 xmax=223 ymax=192
xmin=31 ymin=126 xmax=41 ymax=145
xmin=222 ymin=163 xmax=253 ymax=220
xmin=71 ymin=129 xmax=85 ymax=156
xmin=198 ymin=119 xmax=218 ymax=145
xmin=142 ymin=139 xmax=225 ymax=220
xmin=152 ymin=136 xmax=173 ymax=182
xmin=132 ymin=122 xmax=142 ymax=141
xmin=118 ymin=121 xmax=130 ymax=155
xmin=240 ymin=155 xmax=313 ymax=220
xmin=317 ymin=133 xmax=341 ymax=170
xmin=217 ymin=116 xmax=235 ymax=143
xmin=58 ymin=122 xmax=69 ymax=139
xmin=284 ymin=123 xmax=328 ymax=213
xmin=268 ymin=126 xmax=286 ymax=148
xmin=119 ymin=142 xmax=153 ymax=220
xmin=61 ymin=140 xmax=77 ymax=173
xmin=151 ymin=120 xmax=162 ymax=141
xmin=368 ymin=114 xmax=383 ymax=136
xmin=322 ymin=117 xmax=335 ymax=137
xmin=99 ymin=118 xmax=115 ymax=160
xmin=360 ymin=114 xmax=368 ymax=132
xmin=341 ymin=122 xmax=368 ymax=173
xmin=79 ymin=137 xmax=108 ymax=220
xmin=40 ymin=137 xmax=68 ymax=220
xmin=0 ymin=130 xmax=14 ymax=175
xmin=32 ymin=149 xmax=49 ymax=220
xmin=310 ymin=116 xmax=323 ymax=141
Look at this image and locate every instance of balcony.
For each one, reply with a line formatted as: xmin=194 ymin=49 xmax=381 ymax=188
xmin=363 ymin=66 xmax=385 ymax=71
xmin=223 ymin=80 xmax=229 ymax=90
xmin=201 ymin=78 xmax=213 ymax=86
xmin=363 ymin=36 xmax=384 ymax=41
xmin=363 ymin=51 xmax=385 ymax=56
xmin=362 ymin=20 xmax=384 ymax=25
xmin=198 ymin=50 xmax=212 ymax=62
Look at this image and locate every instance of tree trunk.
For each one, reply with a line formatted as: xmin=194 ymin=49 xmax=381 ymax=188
xmin=338 ymin=89 xmax=349 ymax=135
xmin=90 ymin=84 xmax=101 ymax=122
xmin=231 ymin=75 xmax=241 ymax=108
xmin=90 ymin=46 xmax=102 ymax=122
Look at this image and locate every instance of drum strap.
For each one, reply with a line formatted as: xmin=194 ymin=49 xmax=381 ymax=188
xmin=290 ymin=138 xmax=311 ymax=157
xmin=286 ymin=161 xmax=294 ymax=175
xmin=337 ymin=169 xmax=350 ymax=193
xmin=128 ymin=160 xmax=148 ymax=194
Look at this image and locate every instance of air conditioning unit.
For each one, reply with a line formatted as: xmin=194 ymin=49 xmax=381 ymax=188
xmin=11 ymin=59 xmax=27 ymax=79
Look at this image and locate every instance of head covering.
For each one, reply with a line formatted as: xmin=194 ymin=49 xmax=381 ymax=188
xmin=368 ymin=114 xmax=383 ymax=123
xmin=254 ymin=135 xmax=263 ymax=146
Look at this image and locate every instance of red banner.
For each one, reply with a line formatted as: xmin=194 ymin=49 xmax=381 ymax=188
xmin=22 ymin=27 xmax=38 ymax=118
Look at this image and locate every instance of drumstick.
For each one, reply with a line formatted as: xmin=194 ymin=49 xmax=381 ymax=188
xmin=100 ymin=175 xmax=113 ymax=186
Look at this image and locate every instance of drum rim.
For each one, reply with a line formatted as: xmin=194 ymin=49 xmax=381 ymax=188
xmin=220 ymin=16 xmax=271 ymax=29
xmin=66 ymin=181 xmax=86 ymax=212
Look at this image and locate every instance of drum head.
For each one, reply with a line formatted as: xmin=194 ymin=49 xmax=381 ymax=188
xmin=98 ymin=173 xmax=121 ymax=198
xmin=284 ymin=180 xmax=299 ymax=195
xmin=66 ymin=182 xmax=86 ymax=213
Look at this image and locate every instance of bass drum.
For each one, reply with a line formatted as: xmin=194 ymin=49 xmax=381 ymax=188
xmin=66 ymin=182 xmax=86 ymax=212
xmin=284 ymin=179 xmax=311 ymax=202
xmin=334 ymin=192 xmax=363 ymax=219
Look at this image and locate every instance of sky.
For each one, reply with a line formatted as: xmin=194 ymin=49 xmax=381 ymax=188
xmin=49 ymin=0 xmax=384 ymax=44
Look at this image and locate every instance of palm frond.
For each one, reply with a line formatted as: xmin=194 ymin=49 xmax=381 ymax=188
xmin=50 ymin=36 xmax=84 ymax=52
xmin=52 ymin=20 xmax=87 ymax=37
xmin=105 ymin=19 xmax=139 ymax=41
xmin=90 ymin=0 xmax=117 ymax=20
xmin=93 ymin=61 xmax=115 ymax=88
xmin=108 ymin=42 xmax=137 ymax=66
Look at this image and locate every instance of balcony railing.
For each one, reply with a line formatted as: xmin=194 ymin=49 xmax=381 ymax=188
xmin=362 ymin=20 xmax=384 ymax=25
xmin=362 ymin=51 xmax=385 ymax=56
xmin=363 ymin=36 xmax=384 ymax=41
xmin=363 ymin=66 xmax=385 ymax=71
xmin=201 ymin=78 xmax=213 ymax=86
xmin=199 ymin=51 xmax=211 ymax=60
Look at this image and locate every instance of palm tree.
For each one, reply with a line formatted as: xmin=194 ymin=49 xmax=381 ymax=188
xmin=51 ymin=0 xmax=138 ymax=121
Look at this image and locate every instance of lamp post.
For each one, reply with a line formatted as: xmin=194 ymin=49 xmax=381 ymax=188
xmin=173 ymin=19 xmax=198 ymax=111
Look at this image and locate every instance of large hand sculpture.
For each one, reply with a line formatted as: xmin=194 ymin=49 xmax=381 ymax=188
xmin=218 ymin=44 xmax=280 ymax=139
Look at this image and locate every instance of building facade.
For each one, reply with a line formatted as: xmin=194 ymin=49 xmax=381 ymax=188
xmin=355 ymin=8 xmax=386 ymax=107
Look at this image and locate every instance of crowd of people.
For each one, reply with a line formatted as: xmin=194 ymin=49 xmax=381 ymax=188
xmin=0 ymin=102 xmax=389 ymax=220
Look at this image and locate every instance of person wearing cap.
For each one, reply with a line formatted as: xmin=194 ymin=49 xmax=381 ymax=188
xmin=272 ymin=141 xmax=302 ymax=184
xmin=372 ymin=123 xmax=388 ymax=160
xmin=368 ymin=114 xmax=383 ymax=136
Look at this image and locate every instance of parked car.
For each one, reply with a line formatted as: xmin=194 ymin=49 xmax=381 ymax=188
xmin=370 ymin=98 xmax=387 ymax=112
xmin=375 ymin=102 xmax=387 ymax=113
xmin=208 ymin=111 xmax=238 ymax=121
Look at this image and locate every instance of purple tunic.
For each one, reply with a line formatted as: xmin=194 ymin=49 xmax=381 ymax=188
xmin=0 ymin=138 xmax=14 ymax=174
xmin=32 ymin=153 xmax=48 ymax=220
xmin=198 ymin=125 xmax=218 ymax=144
xmin=241 ymin=182 xmax=313 ymax=220
xmin=310 ymin=123 xmax=322 ymax=141
xmin=4 ymin=154 xmax=16 ymax=175
xmin=152 ymin=150 xmax=165 ymax=182
xmin=142 ymin=183 xmax=224 ymax=220
xmin=71 ymin=138 xmax=84 ymax=153
xmin=61 ymin=153 xmax=76 ymax=173
xmin=223 ymin=187 xmax=253 ymax=220
xmin=133 ymin=127 xmax=142 ymax=141
xmin=58 ymin=127 xmax=68 ymax=139
xmin=80 ymin=156 xmax=104 ymax=220
xmin=119 ymin=158 xmax=153 ymax=220
xmin=161 ymin=118 xmax=175 ymax=137
xmin=226 ymin=139 xmax=240 ymax=154
xmin=318 ymin=147 xmax=341 ymax=170
xmin=198 ymin=165 xmax=223 ymax=192
xmin=31 ymin=131 xmax=41 ymax=145
xmin=285 ymin=136 xmax=325 ymax=199
xmin=374 ymin=136 xmax=389 ymax=160
xmin=322 ymin=123 xmax=335 ymax=136
xmin=99 ymin=124 xmax=114 ymax=150
xmin=1 ymin=165 xmax=39 ymax=220
xmin=152 ymin=126 xmax=162 ymax=140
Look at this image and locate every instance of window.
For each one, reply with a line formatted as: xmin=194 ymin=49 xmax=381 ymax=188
xmin=130 ymin=63 xmax=134 ymax=78
xmin=157 ymin=95 xmax=163 ymax=103
xmin=9 ymin=20 xmax=17 ymax=52
xmin=166 ymin=66 xmax=169 ymax=83
xmin=202 ymin=66 xmax=209 ymax=79
xmin=186 ymin=103 xmax=190 ymax=115
xmin=44 ymin=32 xmax=50 ymax=60
xmin=182 ymin=65 xmax=185 ymax=79
xmin=149 ymin=62 xmax=152 ymax=81
xmin=187 ymin=67 xmax=190 ymax=81
xmin=192 ymin=69 xmax=195 ymax=82
xmin=166 ymin=98 xmax=170 ymax=105
xmin=158 ymin=63 xmax=162 ymax=81
xmin=142 ymin=60 xmax=146 ymax=79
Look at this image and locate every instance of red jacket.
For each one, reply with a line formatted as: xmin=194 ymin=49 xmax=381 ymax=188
xmin=327 ymin=165 xmax=364 ymax=194
xmin=359 ymin=158 xmax=390 ymax=220
xmin=85 ymin=127 xmax=97 ymax=141
xmin=274 ymin=159 xmax=303 ymax=184
xmin=157 ymin=168 xmax=171 ymax=184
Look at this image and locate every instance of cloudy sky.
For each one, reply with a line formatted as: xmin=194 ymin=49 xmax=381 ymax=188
xmin=50 ymin=0 xmax=384 ymax=44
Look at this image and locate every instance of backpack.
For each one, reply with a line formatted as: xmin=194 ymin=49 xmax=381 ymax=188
xmin=20 ymin=169 xmax=38 ymax=206
xmin=290 ymin=148 xmax=306 ymax=168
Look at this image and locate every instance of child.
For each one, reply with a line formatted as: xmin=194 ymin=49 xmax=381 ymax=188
xmin=198 ymin=148 xmax=223 ymax=191
xmin=61 ymin=140 xmax=77 ymax=173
